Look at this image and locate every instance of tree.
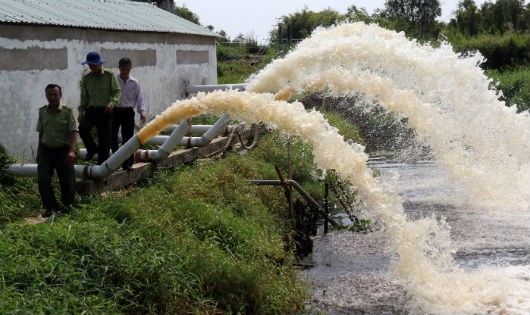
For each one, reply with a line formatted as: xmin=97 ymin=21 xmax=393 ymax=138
xmin=452 ymin=0 xmax=481 ymax=36
xmin=480 ymin=0 xmax=525 ymax=34
xmin=382 ymin=0 xmax=441 ymax=38
xmin=345 ymin=5 xmax=372 ymax=23
xmin=274 ymin=7 xmax=344 ymax=44
xmin=174 ymin=5 xmax=200 ymax=24
xmin=217 ymin=30 xmax=230 ymax=42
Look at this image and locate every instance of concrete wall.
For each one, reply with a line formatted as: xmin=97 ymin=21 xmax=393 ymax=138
xmin=0 ymin=24 xmax=217 ymax=161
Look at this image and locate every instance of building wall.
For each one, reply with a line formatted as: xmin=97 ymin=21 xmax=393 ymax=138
xmin=0 ymin=24 xmax=217 ymax=160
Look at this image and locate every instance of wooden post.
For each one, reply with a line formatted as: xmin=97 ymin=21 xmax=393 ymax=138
xmin=275 ymin=165 xmax=295 ymax=220
xmin=287 ymin=138 xmax=294 ymax=220
xmin=324 ymin=181 xmax=329 ymax=234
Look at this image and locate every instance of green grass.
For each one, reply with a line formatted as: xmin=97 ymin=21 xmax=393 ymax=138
xmin=0 ymin=144 xmax=41 ymax=225
xmin=216 ymin=43 xmax=279 ymax=85
xmin=0 ymin=133 xmax=314 ymax=314
xmin=321 ymin=109 xmax=363 ymax=145
xmin=486 ymin=66 xmax=530 ymax=112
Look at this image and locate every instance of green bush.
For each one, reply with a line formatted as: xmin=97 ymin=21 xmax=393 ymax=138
xmin=0 ymin=145 xmax=41 ymax=224
xmin=486 ymin=67 xmax=530 ymax=112
xmin=450 ymin=33 xmax=530 ymax=69
xmin=0 ymin=143 xmax=15 ymax=186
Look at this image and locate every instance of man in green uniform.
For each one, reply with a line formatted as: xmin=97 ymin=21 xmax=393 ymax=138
xmin=37 ymin=84 xmax=78 ymax=217
xmin=79 ymin=51 xmax=121 ymax=165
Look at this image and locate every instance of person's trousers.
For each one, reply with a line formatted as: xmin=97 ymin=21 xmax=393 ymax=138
xmin=37 ymin=145 xmax=75 ymax=214
xmin=79 ymin=106 xmax=113 ymax=165
xmin=111 ymin=107 xmax=135 ymax=168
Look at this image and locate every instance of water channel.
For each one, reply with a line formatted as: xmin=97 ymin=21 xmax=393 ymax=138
xmin=305 ymin=158 xmax=530 ymax=314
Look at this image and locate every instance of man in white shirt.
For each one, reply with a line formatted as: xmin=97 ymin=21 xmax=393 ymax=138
xmin=111 ymin=57 xmax=147 ymax=171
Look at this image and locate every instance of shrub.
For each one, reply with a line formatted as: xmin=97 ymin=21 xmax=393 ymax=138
xmin=450 ymin=33 xmax=530 ymax=69
xmin=486 ymin=67 xmax=530 ymax=112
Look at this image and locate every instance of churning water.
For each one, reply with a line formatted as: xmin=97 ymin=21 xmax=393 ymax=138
xmin=138 ymin=22 xmax=530 ymax=314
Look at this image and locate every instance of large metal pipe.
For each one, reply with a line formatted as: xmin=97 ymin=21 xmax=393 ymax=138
xmin=248 ymin=179 xmax=338 ymax=226
xmin=7 ymin=135 xmax=141 ymax=179
xmin=5 ymin=164 xmax=38 ymax=177
xmin=144 ymin=113 xmax=231 ymax=148
xmin=135 ymin=119 xmax=191 ymax=162
xmin=185 ymin=83 xmax=246 ymax=95
xmin=164 ymin=124 xmax=244 ymax=135
xmin=189 ymin=112 xmax=230 ymax=146
xmin=82 ymin=123 xmax=242 ymax=156
xmin=78 ymin=135 xmax=141 ymax=179
xmin=7 ymin=113 xmax=231 ymax=179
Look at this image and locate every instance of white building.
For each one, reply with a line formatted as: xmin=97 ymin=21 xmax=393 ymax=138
xmin=0 ymin=0 xmax=219 ymax=160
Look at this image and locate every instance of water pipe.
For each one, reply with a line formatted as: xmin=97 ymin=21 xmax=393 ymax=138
xmin=151 ymin=124 xmax=245 ymax=147
xmin=164 ymin=123 xmax=244 ymax=135
xmin=185 ymin=83 xmax=246 ymax=95
xmin=186 ymin=113 xmax=230 ymax=146
xmin=135 ymin=119 xmax=191 ymax=162
xmin=5 ymin=164 xmax=38 ymax=177
xmin=7 ymin=113 xmax=233 ymax=178
xmin=144 ymin=113 xmax=231 ymax=148
xmin=248 ymin=179 xmax=338 ymax=226
xmin=6 ymin=135 xmax=141 ymax=179
xmin=78 ymin=135 xmax=141 ymax=179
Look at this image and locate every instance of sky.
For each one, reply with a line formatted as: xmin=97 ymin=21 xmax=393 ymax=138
xmin=177 ymin=0 xmax=507 ymax=43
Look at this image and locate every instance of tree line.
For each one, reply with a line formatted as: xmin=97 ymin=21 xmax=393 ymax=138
xmin=173 ymin=0 xmax=530 ymax=70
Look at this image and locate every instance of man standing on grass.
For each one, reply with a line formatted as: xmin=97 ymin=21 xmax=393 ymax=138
xmin=36 ymin=84 xmax=77 ymax=217
xmin=78 ymin=51 xmax=121 ymax=165
xmin=111 ymin=57 xmax=147 ymax=171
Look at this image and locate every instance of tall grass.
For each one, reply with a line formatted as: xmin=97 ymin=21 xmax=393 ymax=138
xmin=0 ymin=144 xmax=41 ymax=224
xmin=0 ymin=133 xmax=312 ymax=314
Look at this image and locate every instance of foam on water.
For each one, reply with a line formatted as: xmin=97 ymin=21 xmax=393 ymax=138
xmin=137 ymin=23 xmax=530 ymax=314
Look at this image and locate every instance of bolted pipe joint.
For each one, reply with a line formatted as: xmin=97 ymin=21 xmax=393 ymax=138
xmin=135 ymin=119 xmax=191 ymax=162
xmin=79 ymin=135 xmax=141 ymax=179
xmin=183 ymin=112 xmax=230 ymax=147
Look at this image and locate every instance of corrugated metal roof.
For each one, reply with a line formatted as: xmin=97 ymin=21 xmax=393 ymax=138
xmin=0 ymin=0 xmax=218 ymax=37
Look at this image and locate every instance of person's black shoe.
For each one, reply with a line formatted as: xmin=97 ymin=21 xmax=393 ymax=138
xmin=42 ymin=209 xmax=54 ymax=218
xmin=122 ymin=165 xmax=133 ymax=172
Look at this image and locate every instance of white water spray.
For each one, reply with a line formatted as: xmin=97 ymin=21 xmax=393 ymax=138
xmin=138 ymin=22 xmax=530 ymax=314
xmin=248 ymin=22 xmax=530 ymax=212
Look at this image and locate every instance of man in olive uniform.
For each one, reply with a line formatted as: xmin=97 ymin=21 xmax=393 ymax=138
xmin=37 ymin=84 xmax=78 ymax=217
xmin=78 ymin=51 xmax=121 ymax=165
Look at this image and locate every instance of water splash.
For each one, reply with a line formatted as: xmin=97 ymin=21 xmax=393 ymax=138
xmin=248 ymin=22 xmax=530 ymax=212
xmin=137 ymin=23 xmax=530 ymax=314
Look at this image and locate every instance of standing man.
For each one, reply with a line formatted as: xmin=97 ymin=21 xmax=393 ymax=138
xmin=111 ymin=57 xmax=147 ymax=171
xmin=78 ymin=51 xmax=121 ymax=165
xmin=37 ymin=84 xmax=77 ymax=217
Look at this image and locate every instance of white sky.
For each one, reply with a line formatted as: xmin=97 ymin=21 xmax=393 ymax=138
xmin=178 ymin=0 xmax=511 ymax=43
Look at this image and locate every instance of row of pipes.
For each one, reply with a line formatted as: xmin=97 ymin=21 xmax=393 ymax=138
xmin=7 ymin=113 xmax=243 ymax=179
xmin=7 ymin=84 xmax=248 ymax=180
